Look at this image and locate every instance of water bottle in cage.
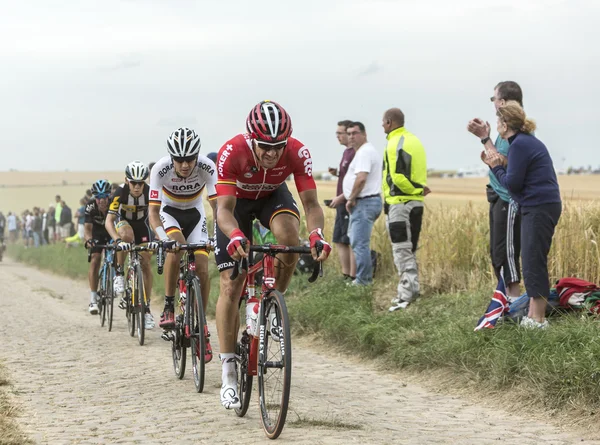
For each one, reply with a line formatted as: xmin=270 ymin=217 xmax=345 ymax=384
xmin=245 ymin=297 xmax=259 ymax=337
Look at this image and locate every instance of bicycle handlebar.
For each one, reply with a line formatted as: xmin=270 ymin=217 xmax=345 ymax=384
xmin=155 ymin=241 xmax=213 ymax=275
xmin=229 ymin=243 xmax=324 ymax=283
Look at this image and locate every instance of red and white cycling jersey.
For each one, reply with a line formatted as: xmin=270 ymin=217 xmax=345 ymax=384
xmin=216 ymin=133 xmax=316 ymax=200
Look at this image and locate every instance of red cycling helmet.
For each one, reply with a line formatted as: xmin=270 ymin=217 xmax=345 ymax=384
xmin=246 ymin=100 xmax=293 ymax=143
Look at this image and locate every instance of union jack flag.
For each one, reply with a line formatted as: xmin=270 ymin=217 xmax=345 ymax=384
xmin=474 ymin=276 xmax=509 ymax=331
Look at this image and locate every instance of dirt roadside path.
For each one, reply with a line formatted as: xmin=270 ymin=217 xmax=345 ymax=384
xmin=1 ymin=259 xmax=597 ymax=445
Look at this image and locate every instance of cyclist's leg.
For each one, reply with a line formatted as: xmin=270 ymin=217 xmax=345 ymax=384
xmin=159 ymin=206 xmax=187 ymax=328
xmin=132 ymin=218 xmax=155 ymax=327
xmin=258 ymin=183 xmax=301 ymax=294
xmin=88 ymin=250 xmax=102 ymax=313
xmin=214 ymin=206 xmax=253 ymax=409
xmin=114 ymin=220 xmax=133 ymax=297
xmin=186 ymin=210 xmax=211 ymax=311
xmin=130 ymin=219 xmax=153 ymax=304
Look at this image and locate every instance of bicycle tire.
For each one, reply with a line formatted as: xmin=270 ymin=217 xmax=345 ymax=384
xmin=107 ymin=264 xmax=114 ymax=332
xmin=257 ymin=290 xmax=291 ymax=440
xmin=189 ymin=278 xmax=205 ymax=393
xmin=172 ymin=322 xmax=186 ymax=379
xmin=135 ymin=264 xmax=145 ymax=346
xmin=235 ymin=330 xmax=253 ymax=417
xmin=99 ymin=265 xmax=107 ymax=326
xmin=127 ymin=268 xmax=136 ymax=337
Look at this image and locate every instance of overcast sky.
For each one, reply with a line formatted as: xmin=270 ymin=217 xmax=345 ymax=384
xmin=1 ymin=0 xmax=598 ymax=173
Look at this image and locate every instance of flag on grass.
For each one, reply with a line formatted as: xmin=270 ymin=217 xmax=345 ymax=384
xmin=474 ymin=276 xmax=509 ymax=331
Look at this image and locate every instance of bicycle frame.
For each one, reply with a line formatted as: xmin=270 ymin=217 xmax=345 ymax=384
xmin=179 ymin=250 xmax=197 ymax=341
xmin=236 ymin=244 xmax=322 ymax=376
xmin=126 ymin=248 xmax=149 ymax=308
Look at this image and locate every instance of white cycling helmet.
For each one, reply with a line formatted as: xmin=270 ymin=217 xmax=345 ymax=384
xmin=166 ymin=127 xmax=201 ymax=157
xmin=125 ymin=160 xmax=149 ymax=181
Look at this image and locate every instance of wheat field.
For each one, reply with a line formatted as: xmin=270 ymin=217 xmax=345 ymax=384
xmin=3 ymin=171 xmax=600 ymax=292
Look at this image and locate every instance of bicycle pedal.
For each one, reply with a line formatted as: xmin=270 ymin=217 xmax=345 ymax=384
xmin=161 ymin=330 xmax=174 ymax=342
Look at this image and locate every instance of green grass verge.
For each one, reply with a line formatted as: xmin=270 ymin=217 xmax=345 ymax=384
xmin=6 ymin=244 xmax=221 ymax=317
xmin=7 ymin=244 xmax=600 ymax=417
xmin=286 ymin=274 xmax=600 ymax=416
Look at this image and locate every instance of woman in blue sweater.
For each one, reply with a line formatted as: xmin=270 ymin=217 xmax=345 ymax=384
xmin=483 ymin=101 xmax=562 ymax=329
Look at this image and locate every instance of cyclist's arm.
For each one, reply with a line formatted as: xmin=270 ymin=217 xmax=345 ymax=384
xmin=105 ymin=212 xmax=120 ymax=241
xmin=84 ymin=222 xmax=93 ymax=244
xmin=148 ymin=204 xmax=168 ymax=241
xmin=208 ymin=198 xmax=217 ymax=238
xmin=298 ymin=189 xmax=325 ymax=234
xmin=216 ymin=195 xmax=239 ymax=238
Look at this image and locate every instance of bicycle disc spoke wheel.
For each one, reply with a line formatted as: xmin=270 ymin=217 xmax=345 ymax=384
xmin=135 ymin=265 xmax=145 ymax=346
xmin=172 ymin=323 xmax=186 ymax=379
xmin=235 ymin=331 xmax=253 ymax=417
xmin=257 ymin=290 xmax=291 ymax=439
xmin=189 ymin=279 xmax=205 ymax=393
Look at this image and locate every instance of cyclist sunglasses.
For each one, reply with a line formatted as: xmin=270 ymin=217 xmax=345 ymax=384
xmin=172 ymin=155 xmax=197 ymax=164
xmin=129 ymin=181 xmax=145 ymax=187
xmin=256 ymin=140 xmax=287 ymax=152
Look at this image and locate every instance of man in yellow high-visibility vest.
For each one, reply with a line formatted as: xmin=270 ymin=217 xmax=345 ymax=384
xmin=382 ymin=108 xmax=429 ymax=311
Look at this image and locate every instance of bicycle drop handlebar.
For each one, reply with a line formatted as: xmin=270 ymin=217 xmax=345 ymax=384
xmin=155 ymin=241 xmax=212 ymax=275
xmin=229 ymin=243 xmax=324 ymax=283
xmin=87 ymin=244 xmax=152 ymax=262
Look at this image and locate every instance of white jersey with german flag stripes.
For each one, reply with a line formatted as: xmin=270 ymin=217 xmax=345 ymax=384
xmin=149 ymin=155 xmax=217 ymax=210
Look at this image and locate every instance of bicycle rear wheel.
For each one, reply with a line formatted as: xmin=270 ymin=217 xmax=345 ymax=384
xmin=134 ymin=264 xmax=146 ymax=346
xmin=257 ymin=290 xmax=291 ymax=439
xmin=235 ymin=330 xmax=253 ymax=417
xmin=189 ymin=278 xmax=205 ymax=393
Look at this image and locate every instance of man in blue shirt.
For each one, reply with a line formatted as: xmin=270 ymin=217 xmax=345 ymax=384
xmin=467 ymin=81 xmax=525 ymax=301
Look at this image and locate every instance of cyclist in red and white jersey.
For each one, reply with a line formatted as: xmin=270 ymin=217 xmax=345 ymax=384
xmin=148 ymin=128 xmax=217 ymax=362
xmin=215 ymin=100 xmax=331 ymax=409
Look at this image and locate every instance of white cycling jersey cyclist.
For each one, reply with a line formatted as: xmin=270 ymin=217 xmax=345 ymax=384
xmin=148 ymin=127 xmax=217 ymax=362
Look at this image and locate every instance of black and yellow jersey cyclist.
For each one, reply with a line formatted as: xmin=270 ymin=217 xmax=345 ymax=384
xmin=105 ymin=160 xmax=156 ymax=329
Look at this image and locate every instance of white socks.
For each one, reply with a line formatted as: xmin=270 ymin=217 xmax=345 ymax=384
xmin=90 ymin=291 xmax=98 ymax=303
xmin=220 ymin=353 xmax=236 ymax=386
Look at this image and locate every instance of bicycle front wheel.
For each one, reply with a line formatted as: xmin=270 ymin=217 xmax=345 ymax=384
xmin=189 ymin=278 xmax=205 ymax=393
xmin=235 ymin=330 xmax=253 ymax=418
xmin=99 ymin=266 xmax=108 ymax=327
xmin=107 ymin=265 xmax=115 ymax=332
xmin=134 ymin=264 xmax=146 ymax=346
xmin=257 ymin=290 xmax=291 ymax=439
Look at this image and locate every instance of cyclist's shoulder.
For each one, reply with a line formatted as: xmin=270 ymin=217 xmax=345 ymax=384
xmin=220 ymin=133 xmax=250 ymax=151
xmin=151 ymin=155 xmax=174 ymax=178
xmin=85 ymin=199 xmax=97 ymax=213
xmin=197 ymin=154 xmax=216 ymax=174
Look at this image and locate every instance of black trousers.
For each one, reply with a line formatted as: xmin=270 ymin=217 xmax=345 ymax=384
xmin=521 ymin=202 xmax=562 ymax=299
xmin=488 ymin=190 xmax=521 ymax=285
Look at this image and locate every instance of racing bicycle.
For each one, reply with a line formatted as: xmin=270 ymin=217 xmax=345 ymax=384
xmin=87 ymin=244 xmax=117 ymax=331
xmin=231 ymin=242 xmax=323 ymax=440
xmin=158 ymin=242 xmax=211 ymax=393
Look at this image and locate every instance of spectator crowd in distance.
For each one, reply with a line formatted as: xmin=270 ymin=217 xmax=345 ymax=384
xmin=1 ymin=190 xmax=93 ymax=248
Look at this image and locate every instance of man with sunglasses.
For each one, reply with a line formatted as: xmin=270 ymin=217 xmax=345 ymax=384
xmin=214 ymin=100 xmax=331 ymax=410
xmin=105 ymin=160 xmax=155 ymax=329
xmin=468 ymin=81 xmax=525 ymax=302
xmin=148 ymin=128 xmax=217 ymax=362
xmin=84 ymin=180 xmax=112 ymax=314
